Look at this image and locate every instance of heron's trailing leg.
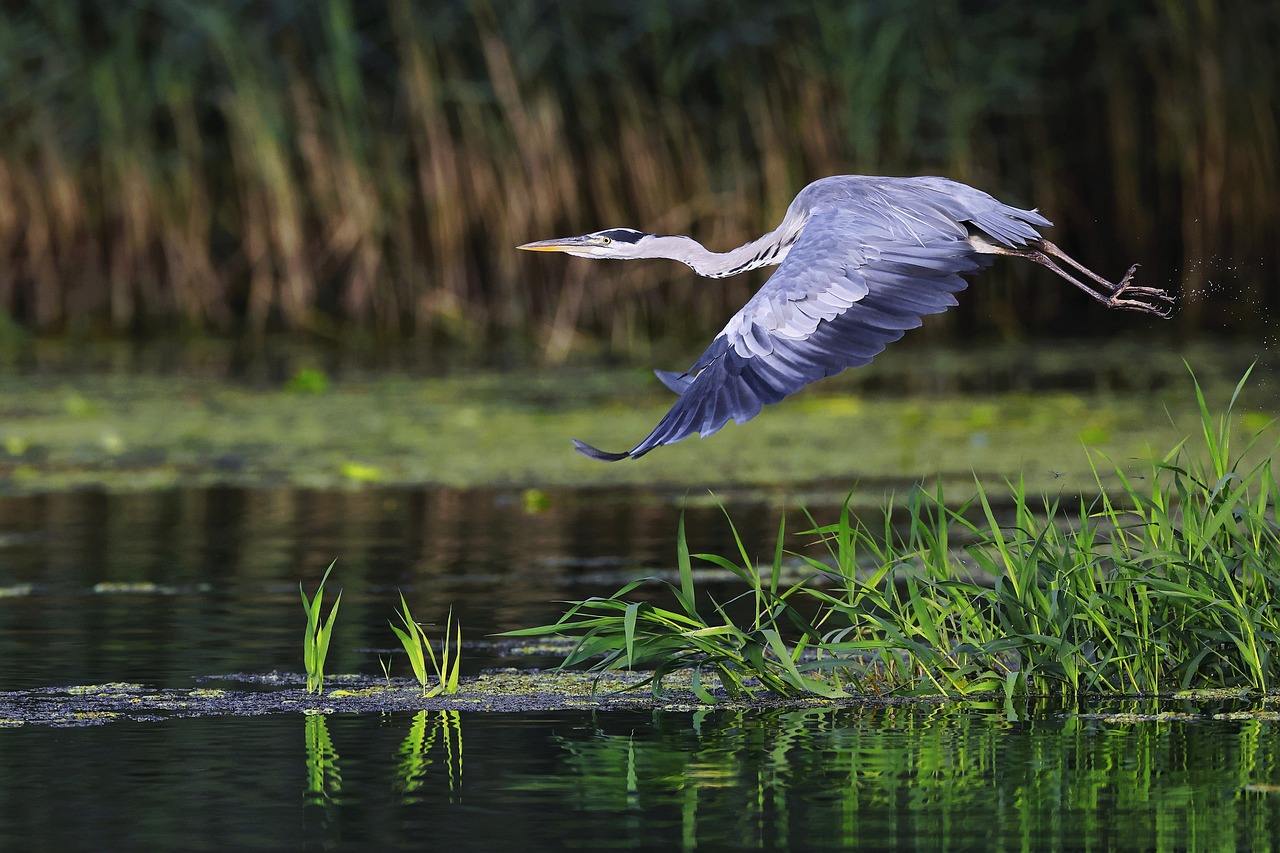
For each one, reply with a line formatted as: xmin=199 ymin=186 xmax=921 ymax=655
xmin=981 ymin=239 xmax=1174 ymax=318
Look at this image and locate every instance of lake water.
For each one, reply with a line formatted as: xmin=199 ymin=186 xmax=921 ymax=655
xmin=4 ymin=704 xmax=1279 ymax=849
xmin=2 ymin=484 xmax=1279 ymax=849
xmin=0 ymin=485 xmax=813 ymax=689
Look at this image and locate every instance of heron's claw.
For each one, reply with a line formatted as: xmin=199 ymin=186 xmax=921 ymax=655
xmin=1106 ymin=264 xmax=1176 ymax=318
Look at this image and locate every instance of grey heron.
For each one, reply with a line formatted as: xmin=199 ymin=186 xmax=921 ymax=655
xmin=519 ymin=175 xmax=1174 ymax=461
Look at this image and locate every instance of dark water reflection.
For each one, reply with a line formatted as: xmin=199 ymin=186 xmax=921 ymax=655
xmin=0 ymin=485 xmax=827 ymax=690
xmin=2 ymin=705 xmax=1278 ymax=850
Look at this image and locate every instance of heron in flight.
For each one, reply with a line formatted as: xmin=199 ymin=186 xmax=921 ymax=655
xmin=519 ymin=175 xmax=1174 ymax=461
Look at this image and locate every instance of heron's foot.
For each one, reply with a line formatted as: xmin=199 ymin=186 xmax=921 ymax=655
xmin=1106 ymin=265 xmax=1176 ymax=318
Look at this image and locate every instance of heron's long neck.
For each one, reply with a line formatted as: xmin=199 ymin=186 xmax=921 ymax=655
xmin=651 ymin=219 xmax=805 ymax=278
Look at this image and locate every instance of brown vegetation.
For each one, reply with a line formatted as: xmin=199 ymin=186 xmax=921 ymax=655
xmin=0 ymin=2 xmax=1274 ymax=356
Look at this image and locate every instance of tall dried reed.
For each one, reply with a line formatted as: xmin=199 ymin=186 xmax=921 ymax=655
xmin=0 ymin=1 xmax=1274 ymax=355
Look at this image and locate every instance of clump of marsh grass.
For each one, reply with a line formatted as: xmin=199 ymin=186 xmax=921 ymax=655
xmin=851 ymin=366 xmax=1278 ymax=697
xmin=506 ymin=515 xmax=844 ymax=701
xmin=390 ymin=594 xmax=462 ymax=697
xmin=301 ymin=561 xmax=342 ymax=695
xmin=520 ymin=369 xmax=1280 ymax=699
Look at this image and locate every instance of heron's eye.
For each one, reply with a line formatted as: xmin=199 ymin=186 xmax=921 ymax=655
xmin=599 ymin=236 xmax=612 ymax=245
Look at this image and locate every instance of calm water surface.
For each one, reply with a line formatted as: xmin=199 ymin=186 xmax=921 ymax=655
xmin=0 ymin=485 xmax=820 ymax=689
xmin=2 ymin=485 xmax=1279 ymax=850
xmin=3 ymin=707 xmax=1279 ymax=850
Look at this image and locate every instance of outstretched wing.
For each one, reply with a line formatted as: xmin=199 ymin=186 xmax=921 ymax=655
xmin=572 ymin=205 xmax=993 ymax=461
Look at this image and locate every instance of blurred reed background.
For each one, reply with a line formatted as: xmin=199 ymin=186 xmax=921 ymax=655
xmin=0 ymin=0 xmax=1275 ymax=361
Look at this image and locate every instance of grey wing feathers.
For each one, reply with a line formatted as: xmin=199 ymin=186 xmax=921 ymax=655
xmin=572 ymin=178 xmax=1048 ymax=461
xmin=654 ymin=369 xmax=694 ymax=395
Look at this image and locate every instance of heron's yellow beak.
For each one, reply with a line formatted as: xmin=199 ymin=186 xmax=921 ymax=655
xmin=517 ymin=238 xmax=574 ymax=252
xmin=517 ymin=235 xmax=602 ymax=253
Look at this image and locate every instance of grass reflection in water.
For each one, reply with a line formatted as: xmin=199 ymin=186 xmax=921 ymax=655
xmin=500 ymin=704 xmax=1280 ymax=850
xmin=304 ymin=709 xmax=463 ymax=809
xmin=281 ymin=703 xmax=1279 ymax=848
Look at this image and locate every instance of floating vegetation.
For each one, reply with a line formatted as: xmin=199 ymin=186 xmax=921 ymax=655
xmin=66 ymin=683 xmax=146 ymax=695
xmin=94 ymin=582 xmax=161 ymax=594
xmin=92 ymin=582 xmax=213 ymax=595
xmin=1 ymin=344 xmax=1273 ymax=496
xmin=339 ymin=462 xmax=383 ymax=483
xmin=0 ymin=670 xmax=829 ymax=728
xmin=2 ymin=671 xmax=1276 ymax=730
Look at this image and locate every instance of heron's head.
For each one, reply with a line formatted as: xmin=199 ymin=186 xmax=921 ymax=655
xmin=518 ymin=228 xmax=656 ymax=259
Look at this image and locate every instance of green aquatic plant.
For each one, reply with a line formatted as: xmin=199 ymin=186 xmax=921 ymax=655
xmin=301 ymin=562 xmax=342 ymax=696
xmin=522 ymin=368 xmax=1280 ymax=698
xmin=816 ymin=368 xmax=1280 ymax=696
xmin=390 ymin=595 xmax=462 ymax=697
xmin=507 ymin=514 xmax=844 ymax=701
